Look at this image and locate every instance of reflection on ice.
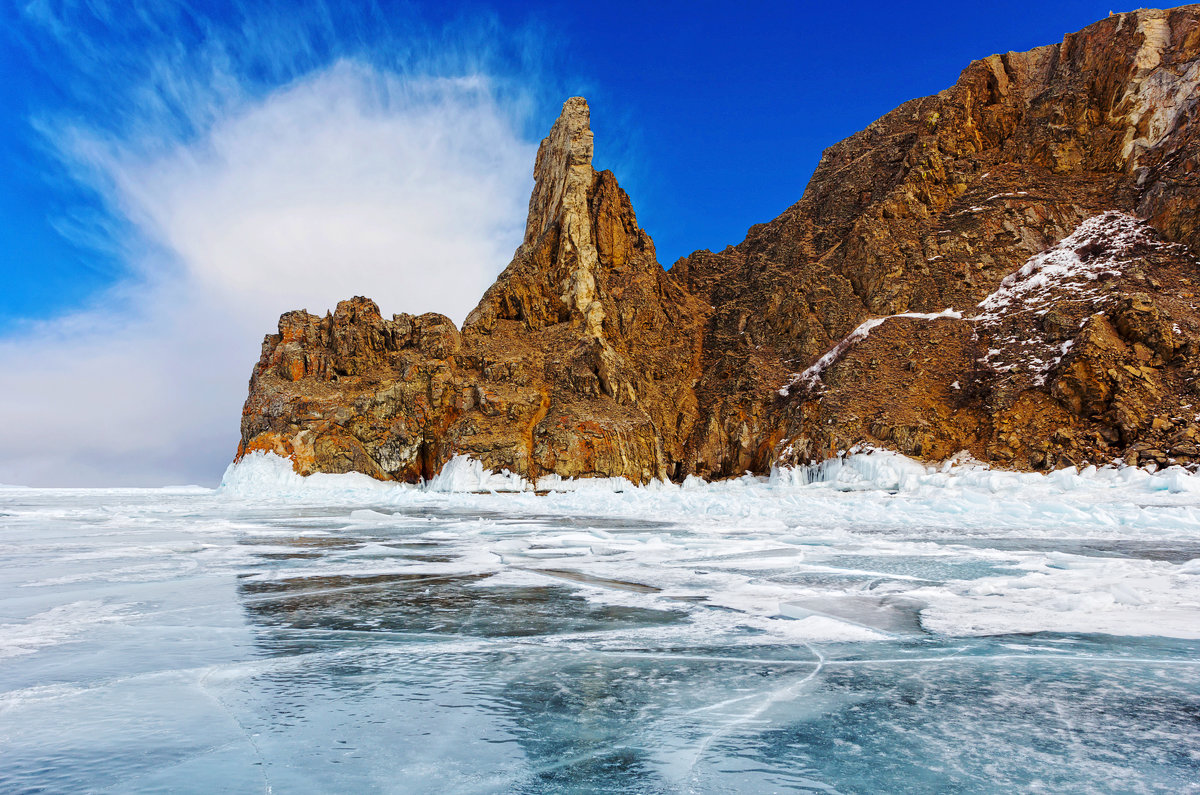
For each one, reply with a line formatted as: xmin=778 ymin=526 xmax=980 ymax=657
xmin=3 ymin=451 xmax=1200 ymax=791
xmin=238 ymin=574 xmax=686 ymax=641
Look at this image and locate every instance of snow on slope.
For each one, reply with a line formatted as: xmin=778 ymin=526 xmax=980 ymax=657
xmin=780 ymin=309 xmax=963 ymax=395
xmin=972 ymin=211 xmax=1178 ymax=382
xmin=775 ymin=213 xmax=1184 ymax=393
xmin=972 ymin=212 xmax=1157 ymax=324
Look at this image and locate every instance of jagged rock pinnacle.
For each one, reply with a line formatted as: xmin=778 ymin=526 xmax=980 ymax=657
xmin=524 ymin=97 xmax=594 ymax=246
xmin=521 ymin=97 xmax=605 ymax=338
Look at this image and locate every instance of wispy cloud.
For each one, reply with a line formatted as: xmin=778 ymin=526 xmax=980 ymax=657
xmin=1 ymin=2 xmax=549 ymax=486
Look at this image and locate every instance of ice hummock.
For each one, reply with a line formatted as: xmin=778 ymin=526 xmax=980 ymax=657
xmin=204 ymin=448 xmax=1200 ymax=641
xmin=222 ymin=447 xmax=1200 ymax=501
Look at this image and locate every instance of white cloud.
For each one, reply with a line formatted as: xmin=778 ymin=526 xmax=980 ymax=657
xmin=0 ymin=61 xmax=536 ymax=487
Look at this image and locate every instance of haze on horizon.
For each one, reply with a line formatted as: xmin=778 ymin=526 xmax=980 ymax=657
xmin=1 ymin=0 xmax=1127 ymax=486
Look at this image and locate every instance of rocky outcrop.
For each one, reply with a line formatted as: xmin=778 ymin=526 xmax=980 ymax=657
xmin=239 ymin=98 xmax=709 ymax=483
xmin=776 ymin=212 xmax=1200 ymax=471
xmin=674 ymin=4 xmax=1200 ymax=475
xmin=240 ymin=6 xmax=1200 ymax=481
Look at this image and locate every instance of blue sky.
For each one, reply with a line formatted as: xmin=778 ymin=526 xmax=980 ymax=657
xmin=0 ymin=0 xmax=1128 ymax=485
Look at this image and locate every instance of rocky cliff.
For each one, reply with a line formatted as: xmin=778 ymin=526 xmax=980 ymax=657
xmin=239 ymin=98 xmax=709 ymax=482
xmin=239 ymin=6 xmax=1200 ymax=481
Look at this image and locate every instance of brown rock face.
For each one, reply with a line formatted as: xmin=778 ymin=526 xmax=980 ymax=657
xmin=777 ymin=212 xmax=1200 ymax=471
xmin=240 ymin=7 xmax=1200 ymax=481
xmin=239 ymin=98 xmax=708 ymax=483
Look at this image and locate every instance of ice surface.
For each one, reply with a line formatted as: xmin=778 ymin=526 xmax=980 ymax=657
xmin=4 ymin=452 xmax=1200 ymax=791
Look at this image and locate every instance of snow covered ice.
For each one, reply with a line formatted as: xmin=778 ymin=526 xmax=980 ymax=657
xmin=3 ymin=451 xmax=1200 ymax=792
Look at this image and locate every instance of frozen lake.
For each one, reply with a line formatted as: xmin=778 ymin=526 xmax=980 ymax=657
xmin=3 ymin=452 xmax=1200 ymax=793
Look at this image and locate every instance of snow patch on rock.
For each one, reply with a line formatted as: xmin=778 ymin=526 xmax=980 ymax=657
xmin=974 ymin=211 xmax=1161 ymax=383
xmin=975 ymin=212 xmax=1155 ymax=323
xmin=780 ymin=309 xmax=963 ymax=396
